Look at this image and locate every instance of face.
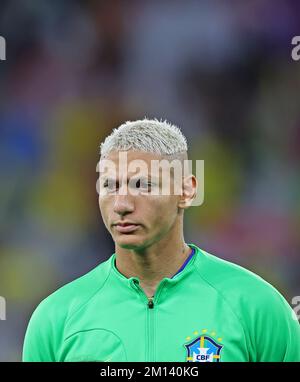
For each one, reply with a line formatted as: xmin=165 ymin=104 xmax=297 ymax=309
xmin=98 ymin=150 xmax=189 ymax=250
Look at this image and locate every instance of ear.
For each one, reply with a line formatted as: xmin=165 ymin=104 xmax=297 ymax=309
xmin=178 ymin=175 xmax=198 ymax=209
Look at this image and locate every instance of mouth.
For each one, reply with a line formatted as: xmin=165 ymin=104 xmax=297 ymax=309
xmin=113 ymin=222 xmax=140 ymax=234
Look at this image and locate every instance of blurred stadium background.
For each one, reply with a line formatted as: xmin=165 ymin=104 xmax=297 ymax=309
xmin=0 ymin=0 xmax=300 ymax=361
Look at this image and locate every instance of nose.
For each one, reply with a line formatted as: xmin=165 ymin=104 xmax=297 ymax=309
xmin=113 ymin=189 xmax=135 ymax=216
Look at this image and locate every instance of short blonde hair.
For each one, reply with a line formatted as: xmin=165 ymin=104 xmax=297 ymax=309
xmin=100 ymin=118 xmax=188 ymax=157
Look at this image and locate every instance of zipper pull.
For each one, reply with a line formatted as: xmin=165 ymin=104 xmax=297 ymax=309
xmin=148 ymin=298 xmax=154 ymax=309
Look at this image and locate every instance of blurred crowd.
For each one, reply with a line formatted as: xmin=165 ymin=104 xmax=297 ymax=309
xmin=0 ymin=0 xmax=299 ymax=361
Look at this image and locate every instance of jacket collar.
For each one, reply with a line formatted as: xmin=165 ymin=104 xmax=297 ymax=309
xmin=110 ymin=243 xmax=200 ymax=289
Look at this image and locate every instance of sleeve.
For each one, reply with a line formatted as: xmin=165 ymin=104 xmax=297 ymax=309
xmin=248 ymin=285 xmax=300 ymax=362
xmin=22 ymin=301 xmax=57 ymax=362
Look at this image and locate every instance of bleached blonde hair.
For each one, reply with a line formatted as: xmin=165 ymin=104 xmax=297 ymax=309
xmin=100 ymin=118 xmax=188 ymax=157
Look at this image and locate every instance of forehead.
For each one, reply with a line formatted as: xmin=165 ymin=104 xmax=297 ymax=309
xmin=99 ymin=150 xmax=165 ymax=175
xmin=104 ymin=150 xmax=163 ymax=163
xmin=98 ymin=150 xmax=187 ymax=186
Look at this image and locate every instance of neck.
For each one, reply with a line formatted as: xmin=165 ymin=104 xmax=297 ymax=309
xmin=115 ymin=221 xmax=192 ymax=298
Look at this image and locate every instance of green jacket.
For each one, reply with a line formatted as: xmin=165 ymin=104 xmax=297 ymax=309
xmin=23 ymin=244 xmax=300 ymax=362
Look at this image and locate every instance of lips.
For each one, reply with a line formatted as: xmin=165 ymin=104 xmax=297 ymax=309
xmin=113 ymin=222 xmax=140 ymax=233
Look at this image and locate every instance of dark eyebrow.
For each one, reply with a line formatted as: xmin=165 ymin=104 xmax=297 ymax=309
xmin=129 ymin=175 xmax=160 ymax=184
xmin=101 ymin=175 xmax=160 ymax=185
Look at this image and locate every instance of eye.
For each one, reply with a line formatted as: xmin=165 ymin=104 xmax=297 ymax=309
xmin=138 ymin=179 xmax=152 ymax=190
xmin=103 ymin=179 xmax=118 ymax=191
xmin=129 ymin=178 xmax=152 ymax=192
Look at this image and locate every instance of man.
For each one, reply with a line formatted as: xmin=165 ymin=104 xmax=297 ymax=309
xmin=23 ymin=119 xmax=300 ymax=362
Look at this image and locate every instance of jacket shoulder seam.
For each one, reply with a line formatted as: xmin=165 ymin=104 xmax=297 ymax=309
xmin=193 ymin=260 xmax=254 ymax=360
xmin=63 ymin=263 xmax=112 ymax=329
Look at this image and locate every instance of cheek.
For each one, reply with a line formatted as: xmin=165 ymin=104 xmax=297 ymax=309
xmin=144 ymin=197 xmax=178 ymax=226
xmin=99 ymin=198 xmax=110 ymax=225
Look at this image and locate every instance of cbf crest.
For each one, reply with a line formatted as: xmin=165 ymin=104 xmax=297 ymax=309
xmin=184 ymin=330 xmax=223 ymax=362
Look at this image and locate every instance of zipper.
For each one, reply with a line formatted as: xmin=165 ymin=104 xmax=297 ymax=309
xmin=132 ymin=279 xmax=166 ymax=361
xmin=148 ymin=298 xmax=154 ymax=309
xmin=147 ymin=296 xmax=155 ymax=361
